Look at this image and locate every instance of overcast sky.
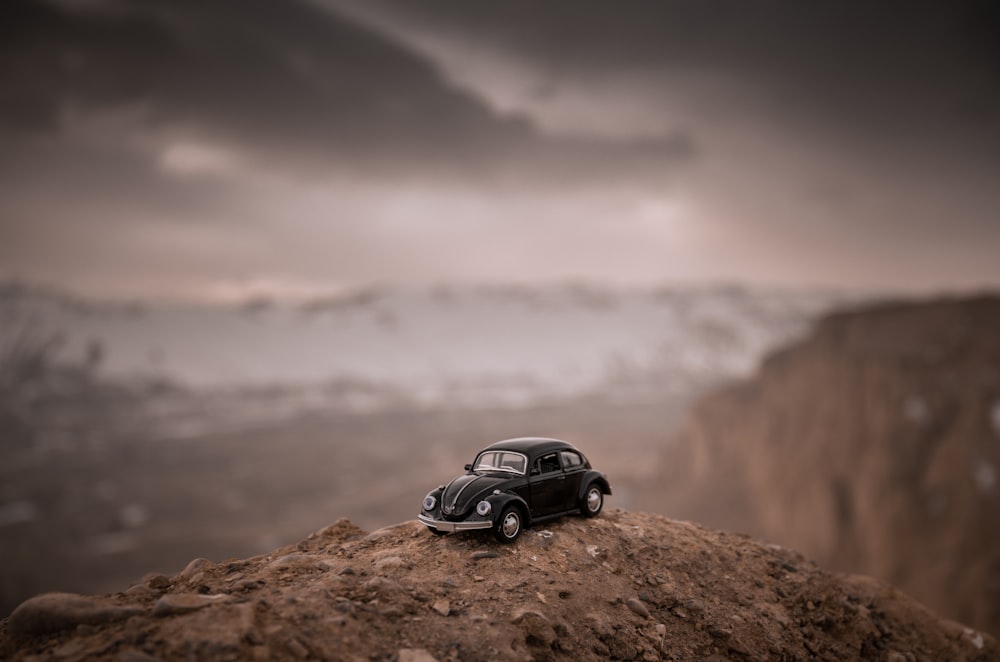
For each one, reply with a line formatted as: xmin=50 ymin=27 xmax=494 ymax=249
xmin=1 ymin=0 xmax=999 ymax=302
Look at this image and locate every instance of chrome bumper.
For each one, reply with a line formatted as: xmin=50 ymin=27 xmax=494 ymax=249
xmin=418 ymin=513 xmax=493 ymax=532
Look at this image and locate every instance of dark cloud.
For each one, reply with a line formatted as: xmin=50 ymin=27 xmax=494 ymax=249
xmin=331 ymin=0 xmax=1000 ymax=149
xmin=335 ymin=1 xmax=1000 ymax=95
xmin=1 ymin=0 xmax=998 ymax=298
xmin=0 ymin=0 xmax=691 ymax=185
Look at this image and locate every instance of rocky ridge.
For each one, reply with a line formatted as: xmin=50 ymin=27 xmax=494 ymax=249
xmin=2 ymin=510 xmax=996 ymax=661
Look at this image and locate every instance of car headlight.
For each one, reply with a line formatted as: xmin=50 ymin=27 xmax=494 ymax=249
xmin=423 ymin=495 xmax=437 ymax=511
xmin=476 ymin=500 xmax=492 ymax=517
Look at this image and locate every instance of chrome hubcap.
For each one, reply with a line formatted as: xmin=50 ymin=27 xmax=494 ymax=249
xmin=502 ymin=512 xmax=520 ymax=537
xmin=587 ymin=489 xmax=602 ymax=511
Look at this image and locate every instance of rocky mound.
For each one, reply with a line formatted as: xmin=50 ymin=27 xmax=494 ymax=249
xmin=641 ymin=295 xmax=1000 ymax=637
xmin=1 ymin=511 xmax=995 ymax=661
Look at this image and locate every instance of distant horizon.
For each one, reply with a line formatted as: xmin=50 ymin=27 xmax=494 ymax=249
xmin=5 ymin=274 xmax=994 ymax=308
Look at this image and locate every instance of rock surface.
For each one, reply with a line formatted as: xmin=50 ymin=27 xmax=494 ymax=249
xmin=2 ymin=511 xmax=997 ymax=661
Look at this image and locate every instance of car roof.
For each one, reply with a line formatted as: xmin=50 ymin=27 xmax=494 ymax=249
xmin=480 ymin=437 xmax=581 ymax=459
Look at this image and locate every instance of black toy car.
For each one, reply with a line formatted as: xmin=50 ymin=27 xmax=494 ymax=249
xmin=418 ymin=437 xmax=612 ymax=543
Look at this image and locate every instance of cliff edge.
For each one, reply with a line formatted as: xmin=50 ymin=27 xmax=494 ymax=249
xmin=642 ymin=295 xmax=1000 ymax=635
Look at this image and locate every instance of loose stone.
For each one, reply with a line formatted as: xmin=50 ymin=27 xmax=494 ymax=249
xmin=626 ymin=598 xmax=651 ymax=618
xmin=179 ymin=558 xmax=214 ymax=580
xmin=471 ymin=551 xmax=500 ymax=560
xmin=152 ymin=593 xmax=228 ymax=617
xmin=8 ymin=593 xmax=143 ymax=637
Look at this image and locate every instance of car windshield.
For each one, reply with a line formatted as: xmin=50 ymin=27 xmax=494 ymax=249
xmin=473 ymin=451 xmax=527 ymax=475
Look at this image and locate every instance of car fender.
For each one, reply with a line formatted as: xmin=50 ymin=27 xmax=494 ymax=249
xmin=487 ymin=492 xmax=531 ymax=527
xmin=578 ymin=471 xmax=612 ymax=499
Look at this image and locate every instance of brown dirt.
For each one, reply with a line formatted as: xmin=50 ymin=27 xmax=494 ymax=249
xmin=2 ymin=510 xmax=996 ymax=661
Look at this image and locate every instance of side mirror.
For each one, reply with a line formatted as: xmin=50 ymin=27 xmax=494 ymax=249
xmin=464 ymin=464 xmax=473 ymax=471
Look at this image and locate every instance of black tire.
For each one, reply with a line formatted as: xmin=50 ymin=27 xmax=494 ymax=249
xmin=580 ymin=483 xmax=604 ymax=518
xmin=494 ymin=506 xmax=523 ymax=543
xmin=429 ymin=527 xmax=448 ymax=536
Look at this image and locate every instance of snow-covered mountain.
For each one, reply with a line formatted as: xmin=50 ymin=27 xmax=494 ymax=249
xmin=1 ymin=283 xmax=854 ymax=412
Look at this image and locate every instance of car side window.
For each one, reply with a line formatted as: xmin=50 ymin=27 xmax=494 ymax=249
xmin=535 ymin=453 xmax=561 ymax=475
xmin=560 ymin=451 xmax=583 ymax=470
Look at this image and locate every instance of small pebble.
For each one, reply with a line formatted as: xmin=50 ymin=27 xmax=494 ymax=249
xmin=152 ymin=593 xmax=227 ymax=617
xmin=471 ymin=551 xmax=500 ymax=560
xmin=626 ymin=597 xmax=651 ymax=618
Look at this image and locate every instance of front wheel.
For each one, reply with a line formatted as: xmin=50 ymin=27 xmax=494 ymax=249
xmin=428 ymin=527 xmax=448 ymax=536
xmin=581 ymin=484 xmax=603 ymax=518
xmin=494 ymin=506 xmax=523 ymax=543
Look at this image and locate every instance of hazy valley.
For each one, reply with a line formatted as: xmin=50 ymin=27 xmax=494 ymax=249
xmin=0 ymin=283 xmax=845 ymax=618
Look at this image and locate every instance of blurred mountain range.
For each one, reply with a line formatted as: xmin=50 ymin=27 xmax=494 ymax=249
xmin=0 ymin=281 xmax=853 ymax=441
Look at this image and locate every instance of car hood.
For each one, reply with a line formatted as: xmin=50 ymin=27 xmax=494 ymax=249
xmin=440 ymin=473 xmax=510 ymax=517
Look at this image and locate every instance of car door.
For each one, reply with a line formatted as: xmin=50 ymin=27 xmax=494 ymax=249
xmin=559 ymin=450 xmax=585 ymax=511
xmin=529 ymin=452 xmax=566 ymax=517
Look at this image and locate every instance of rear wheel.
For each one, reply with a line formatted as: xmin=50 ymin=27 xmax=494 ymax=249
xmin=581 ymin=483 xmax=603 ymax=518
xmin=494 ymin=506 xmax=523 ymax=543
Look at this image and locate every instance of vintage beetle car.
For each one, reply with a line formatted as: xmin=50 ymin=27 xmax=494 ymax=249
xmin=418 ymin=437 xmax=612 ymax=543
